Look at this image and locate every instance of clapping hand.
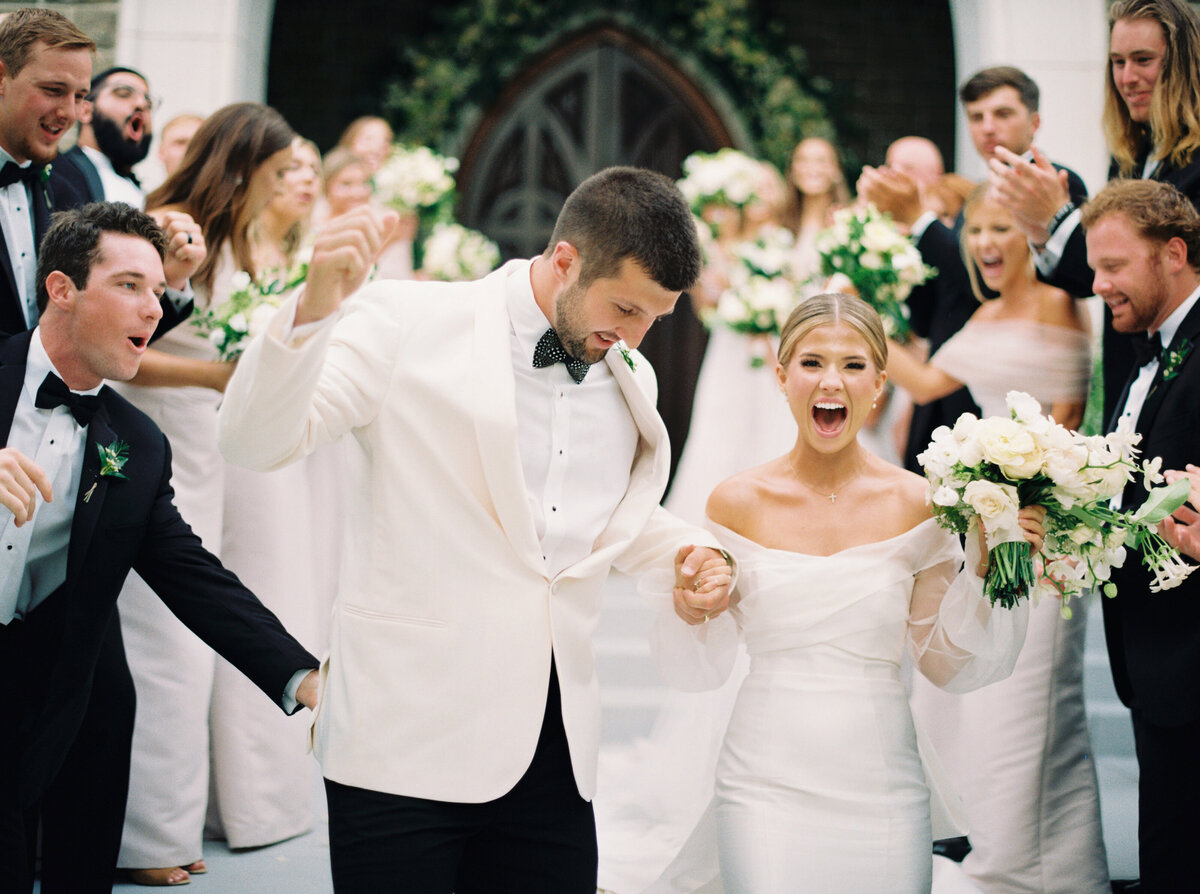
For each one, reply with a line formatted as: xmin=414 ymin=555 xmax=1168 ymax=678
xmin=673 ymin=544 xmax=734 ymax=625
xmin=1159 ymin=465 xmax=1200 ymax=562
xmin=987 ymin=146 xmax=1071 ymax=245
xmin=297 ymin=205 xmax=399 ymax=325
xmin=856 ymin=165 xmax=923 ymax=229
xmin=156 ymin=211 xmax=206 ymax=290
xmin=0 ymin=447 xmax=52 ymax=526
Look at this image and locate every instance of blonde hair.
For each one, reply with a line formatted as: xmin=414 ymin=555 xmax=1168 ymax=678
xmin=1104 ymin=0 xmax=1200 ymax=174
xmin=784 ymin=137 xmax=850 ymax=232
xmin=778 ymin=293 xmax=888 ymax=370
xmin=959 ymin=184 xmax=1033 ymax=302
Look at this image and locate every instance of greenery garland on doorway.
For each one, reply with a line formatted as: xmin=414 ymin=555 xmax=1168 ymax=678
xmin=379 ymin=0 xmax=840 ymax=173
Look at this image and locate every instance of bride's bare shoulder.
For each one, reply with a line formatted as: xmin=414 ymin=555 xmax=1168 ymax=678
xmin=866 ymin=458 xmax=934 ymax=526
xmin=706 ymin=462 xmax=782 ymax=532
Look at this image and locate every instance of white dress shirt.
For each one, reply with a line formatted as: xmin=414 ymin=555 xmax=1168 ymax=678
xmin=504 ymin=262 xmax=641 ymax=578
xmin=0 ymin=146 xmax=41 ymax=328
xmin=79 ymin=144 xmax=145 ymax=209
xmin=0 ymin=329 xmax=98 ymax=622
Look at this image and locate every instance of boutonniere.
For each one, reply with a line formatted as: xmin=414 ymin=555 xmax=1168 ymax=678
xmin=39 ymin=164 xmax=51 ymax=208
xmin=1162 ymin=338 xmax=1193 ymax=382
xmin=39 ymin=163 xmax=51 ymax=183
xmin=83 ymin=439 xmax=130 ymax=503
xmin=617 ymin=342 xmax=637 ymax=372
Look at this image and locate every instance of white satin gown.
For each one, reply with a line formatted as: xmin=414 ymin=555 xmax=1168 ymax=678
xmin=645 ymin=518 xmax=1028 ymax=894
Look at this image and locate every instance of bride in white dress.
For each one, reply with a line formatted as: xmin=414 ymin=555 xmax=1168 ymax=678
xmin=643 ymin=292 xmax=1044 ymax=893
xmin=885 ymin=188 xmax=1109 ymax=893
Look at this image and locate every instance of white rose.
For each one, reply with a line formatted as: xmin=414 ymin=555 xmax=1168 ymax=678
xmin=963 ymin=479 xmax=1020 ymax=521
xmin=860 ymin=220 xmax=897 ymax=254
xmin=931 ymin=485 xmax=960 ymax=507
xmin=248 ymin=302 xmax=279 ymax=337
xmin=860 ymin=251 xmax=882 ymax=270
xmin=230 ymin=270 xmax=253 ymax=291
xmin=1005 ymin=390 xmax=1044 ymax=424
xmin=976 ymin=417 xmax=1044 ymax=479
xmin=228 ymin=313 xmax=249 ymax=334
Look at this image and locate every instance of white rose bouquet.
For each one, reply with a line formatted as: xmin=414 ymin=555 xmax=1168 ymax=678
xmin=919 ymin=391 xmax=1193 ymax=612
xmin=420 ymin=222 xmax=501 ymax=282
xmin=676 ymin=148 xmax=764 ymax=219
xmin=371 ymin=144 xmax=458 ymax=215
xmin=191 ymin=263 xmax=307 ymax=361
xmin=815 ymin=203 xmax=934 ymax=342
xmin=706 ymin=226 xmax=802 ymax=366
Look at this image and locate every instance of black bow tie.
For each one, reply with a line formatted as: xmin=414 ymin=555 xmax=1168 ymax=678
xmin=35 ymin=372 xmax=100 ymax=427
xmin=533 ymin=328 xmax=590 ymax=383
xmin=1132 ymin=331 xmax=1164 ymax=367
xmin=0 ymin=161 xmax=43 ymax=189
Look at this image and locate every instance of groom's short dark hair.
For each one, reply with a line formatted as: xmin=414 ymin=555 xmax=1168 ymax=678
xmin=545 ymin=166 xmax=702 ymax=293
xmin=37 ymin=201 xmax=168 ymax=313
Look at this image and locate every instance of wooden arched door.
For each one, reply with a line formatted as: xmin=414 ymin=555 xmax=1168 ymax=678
xmin=459 ymin=26 xmax=735 ymax=483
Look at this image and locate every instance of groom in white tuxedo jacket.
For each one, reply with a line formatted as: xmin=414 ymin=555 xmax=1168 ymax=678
xmin=218 ymin=167 xmax=734 ymax=893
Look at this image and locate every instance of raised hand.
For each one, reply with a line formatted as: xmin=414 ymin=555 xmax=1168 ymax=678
xmin=297 ymin=205 xmax=399 ymax=325
xmin=156 ymin=211 xmax=206 ymax=290
xmin=0 ymin=447 xmax=52 ymax=526
xmin=673 ymin=544 xmax=734 ymax=625
xmin=987 ymin=146 xmax=1071 ymax=245
xmin=856 ymin=166 xmax=923 ymax=229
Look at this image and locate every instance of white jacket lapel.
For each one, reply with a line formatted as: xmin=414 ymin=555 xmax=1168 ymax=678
xmin=471 ymin=275 xmax=545 ymax=577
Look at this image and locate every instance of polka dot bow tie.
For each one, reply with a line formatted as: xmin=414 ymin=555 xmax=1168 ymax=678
xmin=533 ymin=328 xmax=590 ymax=384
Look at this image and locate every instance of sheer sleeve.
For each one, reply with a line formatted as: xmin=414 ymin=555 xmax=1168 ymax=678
xmin=907 ymin=533 xmax=1029 ymax=692
xmin=641 ymin=565 xmax=741 ymax=693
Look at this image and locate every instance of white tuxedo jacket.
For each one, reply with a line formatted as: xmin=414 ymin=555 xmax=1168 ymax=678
xmin=218 ymin=261 xmax=718 ymax=802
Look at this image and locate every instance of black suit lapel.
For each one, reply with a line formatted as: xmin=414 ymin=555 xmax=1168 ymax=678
xmin=65 ymin=405 xmax=116 ymax=588
xmin=31 ymin=170 xmax=52 ymax=245
xmin=1136 ymin=301 xmax=1200 ymax=436
xmin=0 ymin=330 xmax=34 ymax=441
xmin=0 ymin=205 xmax=24 ymax=329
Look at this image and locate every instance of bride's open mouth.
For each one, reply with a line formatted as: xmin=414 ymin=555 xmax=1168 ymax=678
xmin=812 ymin=400 xmax=847 ymax=436
xmin=978 ymin=253 xmax=1004 ymax=280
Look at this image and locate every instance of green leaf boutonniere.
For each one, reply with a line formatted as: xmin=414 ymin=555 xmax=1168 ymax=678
xmin=1162 ymin=338 xmax=1193 ymax=382
xmin=83 ymin=439 xmax=130 ymax=503
xmin=617 ymin=342 xmax=637 ymax=372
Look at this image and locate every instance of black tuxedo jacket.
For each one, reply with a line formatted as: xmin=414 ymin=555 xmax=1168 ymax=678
xmin=1104 ymin=298 xmax=1200 ymax=726
xmin=1046 ymin=147 xmax=1200 ymax=421
xmin=50 ymin=145 xmax=106 ymax=206
xmin=0 ymin=165 xmax=80 ymax=337
xmin=0 ymin=330 xmax=317 ymax=807
xmin=901 ymin=163 xmax=1088 ymax=472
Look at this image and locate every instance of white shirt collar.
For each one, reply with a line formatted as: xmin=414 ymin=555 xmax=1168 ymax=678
xmin=25 ymin=327 xmax=104 ymax=402
xmin=505 ymin=258 xmax=553 ymax=360
xmin=0 ymin=144 xmax=30 ymax=171
xmin=1152 ymin=280 xmax=1200 ymax=352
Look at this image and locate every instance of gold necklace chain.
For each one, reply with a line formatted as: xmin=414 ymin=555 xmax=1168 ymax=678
xmin=788 ymin=457 xmax=864 ymax=504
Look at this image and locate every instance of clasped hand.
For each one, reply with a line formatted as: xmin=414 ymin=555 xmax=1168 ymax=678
xmin=976 ymin=504 xmax=1048 ymax=577
xmin=673 ymin=544 xmax=734 ymax=625
xmin=0 ymin=447 xmax=51 ymax=526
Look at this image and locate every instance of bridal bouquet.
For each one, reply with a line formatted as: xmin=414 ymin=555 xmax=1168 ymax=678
xmin=815 ymin=203 xmax=934 ymax=341
xmin=371 ymin=144 xmax=458 ymax=216
xmin=919 ymin=391 xmax=1194 ymax=612
xmin=192 ymin=263 xmax=308 ymax=361
xmin=677 ymin=148 xmax=764 ymax=218
xmin=707 ymin=226 xmax=802 ymax=366
xmin=419 ymin=222 xmax=501 ymax=282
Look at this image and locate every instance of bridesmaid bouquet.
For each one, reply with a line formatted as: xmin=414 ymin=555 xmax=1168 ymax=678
xmin=677 ymin=148 xmax=764 ymax=219
xmin=707 ymin=227 xmax=802 ymax=366
xmin=815 ymin=203 xmax=934 ymax=342
xmin=918 ymin=391 xmax=1194 ymax=613
xmin=371 ymin=144 xmax=458 ymax=216
xmin=192 ymin=263 xmax=308 ymax=361
xmin=419 ymin=222 xmax=501 ymax=282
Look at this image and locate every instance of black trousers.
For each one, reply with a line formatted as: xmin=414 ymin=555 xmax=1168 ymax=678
xmin=1132 ymin=711 xmax=1200 ymax=893
xmin=0 ymin=600 xmax=135 ymax=894
xmin=325 ymin=663 xmax=597 ymax=894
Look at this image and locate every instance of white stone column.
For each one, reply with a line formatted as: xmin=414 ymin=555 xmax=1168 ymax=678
xmin=117 ymin=0 xmax=276 ymax=186
xmin=949 ymin=0 xmax=1110 ymax=192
